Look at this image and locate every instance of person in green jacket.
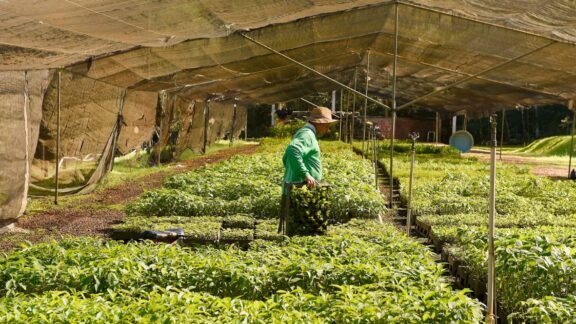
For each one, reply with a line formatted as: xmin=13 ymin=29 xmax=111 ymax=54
xmin=279 ymin=107 xmax=337 ymax=233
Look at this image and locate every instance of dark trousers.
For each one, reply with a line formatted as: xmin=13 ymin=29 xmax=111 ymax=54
xmin=278 ymin=193 xmax=289 ymax=234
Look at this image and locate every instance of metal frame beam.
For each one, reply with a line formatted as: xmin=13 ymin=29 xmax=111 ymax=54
xmin=399 ymin=1 xmax=575 ymax=46
xmin=396 ymin=41 xmax=556 ymax=111
xmin=241 ymin=33 xmax=391 ymax=110
xmin=300 ymin=97 xmax=320 ymax=107
xmin=369 ymin=50 xmax=566 ymax=100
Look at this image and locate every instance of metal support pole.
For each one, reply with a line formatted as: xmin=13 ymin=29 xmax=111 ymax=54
xmin=230 ymin=103 xmax=237 ymax=147
xmin=23 ymin=71 xmax=31 ymax=211
xmin=389 ymin=111 xmax=397 ymax=207
xmin=240 ymin=33 xmax=391 ymax=110
xmin=351 ymin=67 xmax=358 ymax=148
xmin=111 ymin=90 xmax=127 ymax=172
xmin=487 ymin=114 xmax=498 ymax=324
xmin=344 ymin=91 xmax=350 ymax=143
xmin=203 ymin=99 xmax=210 ymax=154
xmin=156 ymin=92 xmax=164 ymax=166
xmin=452 ymin=115 xmax=457 ymax=134
xmin=500 ymin=109 xmax=505 ymax=160
xmin=374 ymin=126 xmax=378 ymax=190
xmin=244 ymin=114 xmax=248 ymax=141
xmin=331 ymin=90 xmax=336 ymax=112
xmin=339 ymin=90 xmax=343 ymax=141
xmin=435 ymin=112 xmax=440 ymax=143
xmin=54 ymin=70 xmax=61 ymax=205
xmin=407 ymin=132 xmax=419 ymax=236
xmin=271 ymin=104 xmax=276 ymax=126
xmin=568 ymin=100 xmax=575 ymax=178
xmin=367 ymin=123 xmax=371 ymax=155
xmin=389 ymin=1 xmax=399 ymax=208
xmin=362 ymin=51 xmax=370 ymax=157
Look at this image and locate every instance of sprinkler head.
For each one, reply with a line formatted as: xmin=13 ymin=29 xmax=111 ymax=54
xmin=408 ymin=132 xmax=420 ymax=141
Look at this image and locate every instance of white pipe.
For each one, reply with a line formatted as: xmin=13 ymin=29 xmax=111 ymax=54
xmin=271 ymin=104 xmax=276 ymax=126
xmin=452 ymin=115 xmax=457 ymax=134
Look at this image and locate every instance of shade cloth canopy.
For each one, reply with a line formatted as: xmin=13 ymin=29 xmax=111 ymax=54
xmin=0 ymin=0 xmax=575 ymax=113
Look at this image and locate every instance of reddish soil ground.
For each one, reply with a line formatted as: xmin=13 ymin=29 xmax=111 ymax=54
xmin=466 ymin=149 xmax=568 ymax=180
xmin=0 ymin=145 xmax=259 ymax=251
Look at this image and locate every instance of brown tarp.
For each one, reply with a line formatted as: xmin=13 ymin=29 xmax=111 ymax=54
xmin=155 ymin=94 xmax=247 ymax=160
xmin=117 ymin=91 xmax=159 ymax=155
xmin=30 ymin=70 xmax=125 ymax=193
xmin=0 ymin=70 xmax=51 ymax=224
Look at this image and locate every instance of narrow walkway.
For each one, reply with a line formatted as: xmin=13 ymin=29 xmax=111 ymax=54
xmin=352 ymin=148 xmax=472 ymax=296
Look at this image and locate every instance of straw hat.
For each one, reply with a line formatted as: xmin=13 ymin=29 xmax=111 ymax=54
xmin=308 ymin=107 xmax=338 ymax=124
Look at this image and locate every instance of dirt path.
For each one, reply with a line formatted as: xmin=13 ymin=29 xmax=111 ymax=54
xmin=465 ymin=149 xmax=568 ymax=180
xmin=0 ymin=145 xmax=260 ymax=251
xmin=85 ymin=144 xmax=259 ymax=206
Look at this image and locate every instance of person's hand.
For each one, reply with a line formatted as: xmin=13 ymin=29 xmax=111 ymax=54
xmin=305 ymin=175 xmax=316 ymax=188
